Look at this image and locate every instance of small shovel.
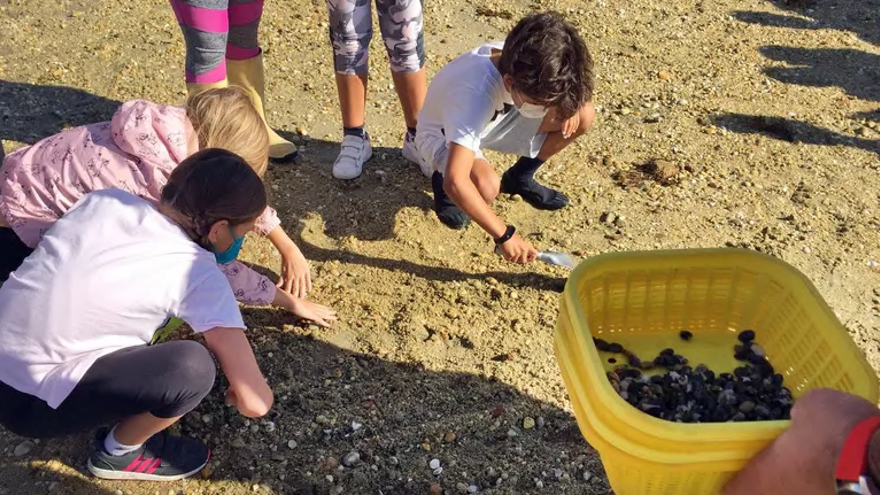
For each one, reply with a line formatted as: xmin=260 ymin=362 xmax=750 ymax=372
xmin=536 ymin=251 xmax=579 ymax=270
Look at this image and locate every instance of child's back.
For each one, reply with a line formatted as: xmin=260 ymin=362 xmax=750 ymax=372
xmin=1 ymin=100 xmax=192 ymax=246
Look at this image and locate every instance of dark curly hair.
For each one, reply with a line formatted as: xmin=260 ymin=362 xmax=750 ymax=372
xmin=498 ymin=12 xmax=594 ymax=119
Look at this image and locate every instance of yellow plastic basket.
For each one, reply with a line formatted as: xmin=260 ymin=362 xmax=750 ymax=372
xmin=554 ymin=248 xmax=879 ymax=495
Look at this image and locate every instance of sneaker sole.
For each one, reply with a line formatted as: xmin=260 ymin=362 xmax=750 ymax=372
xmin=87 ymin=457 xmax=209 ymax=482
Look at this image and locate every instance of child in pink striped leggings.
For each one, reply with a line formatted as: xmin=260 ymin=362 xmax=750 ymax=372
xmin=170 ymin=0 xmax=297 ymax=161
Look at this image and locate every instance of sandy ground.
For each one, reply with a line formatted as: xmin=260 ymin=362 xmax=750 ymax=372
xmin=0 ymin=0 xmax=878 ymax=493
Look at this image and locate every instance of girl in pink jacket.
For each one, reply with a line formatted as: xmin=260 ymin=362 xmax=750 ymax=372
xmin=0 ymin=88 xmax=323 ymax=319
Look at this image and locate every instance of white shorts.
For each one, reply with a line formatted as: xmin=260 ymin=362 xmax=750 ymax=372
xmin=417 ymin=109 xmax=547 ymax=175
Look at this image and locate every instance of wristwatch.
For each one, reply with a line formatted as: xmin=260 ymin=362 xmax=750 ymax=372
xmin=836 ymin=416 xmax=880 ymax=494
xmin=494 ymin=225 xmax=516 ymax=245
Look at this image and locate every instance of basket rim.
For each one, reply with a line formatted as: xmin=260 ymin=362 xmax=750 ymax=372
xmin=560 ymin=247 xmax=879 ymax=446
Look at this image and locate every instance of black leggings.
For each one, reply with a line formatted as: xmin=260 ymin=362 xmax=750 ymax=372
xmin=0 ymin=341 xmax=216 ymax=439
xmin=0 ymin=227 xmax=33 ymax=283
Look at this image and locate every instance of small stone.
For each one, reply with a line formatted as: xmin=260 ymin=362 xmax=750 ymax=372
xmin=201 ymin=414 xmax=212 ymax=424
xmin=433 ymin=467 xmax=444 ymax=475
xmin=619 ymin=108 xmax=632 ymax=116
xmin=554 ymin=468 xmax=563 ymax=479
xmin=535 ymin=480 xmax=544 ymax=488
xmin=429 ymin=483 xmax=442 ymax=495
xmin=658 ymin=70 xmax=673 ymax=81
xmin=113 ymin=491 xmax=124 ymax=495
xmin=644 ymin=113 xmax=662 ymax=123
xmin=523 ymin=417 xmax=536 ymax=430
xmin=873 ymin=288 xmax=880 ymax=297
xmin=739 ymin=401 xmax=756 ymax=414
xmin=444 ymin=431 xmax=457 ymax=443
xmin=751 ymin=345 xmax=766 ymax=358
xmin=507 ymin=428 xmax=520 ymax=438
xmin=389 ymin=456 xmax=400 ymax=466
xmin=351 ymin=421 xmax=363 ymax=431
xmin=467 ymin=485 xmax=478 ymax=493
xmin=429 ymin=459 xmax=441 ymax=470
xmin=583 ymin=471 xmax=593 ymax=482
xmin=679 ymin=330 xmax=693 ymax=341
xmin=342 ymin=451 xmax=361 ymax=467
xmin=265 ymin=421 xmax=276 ymax=433
xmin=537 ymin=416 xmax=546 ymax=428
xmin=14 ymin=440 xmax=35 ymax=457
xmin=421 ymin=442 xmax=432 ymax=451
xmin=326 ymin=475 xmax=334 ymax=483
xmin=288 ymin=440 xmax=298 ymax=449
xmin=738 ymin=330 xmax=756 ymax=343
xmin=316 ymin=415 xmax=331 ymax=425
xmin=456 ymin=482 xmax=469 ymax=493
xmin=326 ymin=457 xmax=340 ymax=470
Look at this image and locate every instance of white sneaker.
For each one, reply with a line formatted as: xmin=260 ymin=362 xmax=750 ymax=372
xmin=402 ymin=132 xmax=432 ymax=178
xmin=332 ymin=133 xmax=373 ymax=180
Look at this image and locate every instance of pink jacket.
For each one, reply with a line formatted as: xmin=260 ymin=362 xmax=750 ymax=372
xmin=0 ymin=100 xmax=279 ymax=306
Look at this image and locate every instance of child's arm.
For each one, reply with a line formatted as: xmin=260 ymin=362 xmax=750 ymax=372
xmin=266 ymin=226 xmax=312 ymax=298
xmin=202 ymin=327 xmax=273 ymax=418
xmin=272 ymin=289 xmax=337 ymax=327
xmin=217 ymin=261 xmax=336 ymax=325
xmin=445 ymin=144 xmax=538 ymax=263
xmin=253 ymin=206 xmax=312 ymax=298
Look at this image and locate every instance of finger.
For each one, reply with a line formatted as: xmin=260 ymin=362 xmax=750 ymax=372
xmin=283 ymin=276 xmax=294 ymax=294
xmin=305 ymin=275 xmax=313 ymax=294
xmin=276 ymin=278 xmax=284 ymax=288
xmin=313 ymin=317 xmax=330 ymax=328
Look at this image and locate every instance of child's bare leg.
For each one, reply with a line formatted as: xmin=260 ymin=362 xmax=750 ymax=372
xmin=724 ymin=389 xmax=880 ymax=495
xmin=392 ymin=68 xmax=426 ymax=130
xmin=501 ymin=103 xmax=595 ymax=210
xmin=536 ymin=102 xmax=596 ymax=160
xmin=335 ymin=72 xmax=368 ymax=128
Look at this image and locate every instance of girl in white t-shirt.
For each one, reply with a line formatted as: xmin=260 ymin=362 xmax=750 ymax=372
xmin=0 ymin=149 xmax=335 ymax=481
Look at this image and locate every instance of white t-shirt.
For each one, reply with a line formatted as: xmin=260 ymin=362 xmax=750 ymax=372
xmin=416 ymin=42 xmax=513 ymax=153
xmin=0 ymin=189 xmax=245 ymax=408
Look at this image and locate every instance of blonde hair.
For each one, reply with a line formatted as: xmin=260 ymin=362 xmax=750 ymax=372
xmin=185 ymin=87 xmax=270 ymax=176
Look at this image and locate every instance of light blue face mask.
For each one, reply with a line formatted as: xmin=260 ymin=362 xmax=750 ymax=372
xmin=212 ymin=225 xmax=245 ymax=265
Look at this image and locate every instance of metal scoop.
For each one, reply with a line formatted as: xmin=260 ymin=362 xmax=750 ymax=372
xmin=537 ymin=251 xmax=579 ymax=270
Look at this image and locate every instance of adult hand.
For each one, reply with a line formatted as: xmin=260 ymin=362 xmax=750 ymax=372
xmin=497 ymin=233 xmax=538 ymax=264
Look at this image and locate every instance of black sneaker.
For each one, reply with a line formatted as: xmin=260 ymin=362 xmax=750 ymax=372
xmin=501 ymin=171 xmax=569 ymax=210
xmin=432 ymin=171 xmax=470 ymax=229
xmin=87 ymin=428 xmax=210 ymax=481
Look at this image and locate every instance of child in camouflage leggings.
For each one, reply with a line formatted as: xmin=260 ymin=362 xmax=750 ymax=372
xmin=326 ymin=0 xmax=428 ymax=180
xmin=170 ymin=0 xmax=298 ymax=161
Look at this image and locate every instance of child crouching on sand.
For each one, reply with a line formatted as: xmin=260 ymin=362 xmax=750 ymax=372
xmin=0 ymin=87 xmax=328 ymax=320
xmin=0 ymin=150 xmax=311 ymax=480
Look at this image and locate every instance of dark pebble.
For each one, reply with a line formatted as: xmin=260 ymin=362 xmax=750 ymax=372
xmin=738 ymin=330 xmax=756 ymax=343
xmin=608 ymin=343 xmax=624 ymax=353
xmin=640 ymin=360 xmax=656 ymax=370
xmin=593 ymin=338 xmax=611 ymax=352
xmin=679 ymin=330 xmax=693 ymax=341
xmin=628 ymin=355 xmax=642 ymax=367
xmin=660 ymin=348 xmax=675 ymax=356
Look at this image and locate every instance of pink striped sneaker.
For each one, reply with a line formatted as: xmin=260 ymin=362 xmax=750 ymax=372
xmin=87 ymin=428 xmax=210 ymax=481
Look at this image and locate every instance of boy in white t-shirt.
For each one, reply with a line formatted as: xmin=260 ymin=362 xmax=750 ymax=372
xmin=415 ymin=12 xmax=595 ymax=263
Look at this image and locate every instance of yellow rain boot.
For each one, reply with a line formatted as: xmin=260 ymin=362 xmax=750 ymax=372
xmin=226 ymin=53 xmax=298 ymax=161
xmin=186 ymin=79 xmax=229 ymax=99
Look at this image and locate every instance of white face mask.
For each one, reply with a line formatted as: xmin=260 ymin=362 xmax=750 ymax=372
xmin=517 ymin=101 xmax=548 ymax=119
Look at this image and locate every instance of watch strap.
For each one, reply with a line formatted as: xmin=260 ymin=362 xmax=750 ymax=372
xmin=837 ymin=416 xmax=880 ymax=482
xmin=494 ymin=225 xmax=516 ymax=245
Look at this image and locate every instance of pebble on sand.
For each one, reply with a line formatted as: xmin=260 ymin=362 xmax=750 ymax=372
xmin=14 ymin=440 xmax=35 ymax=457
xmin=342 ymin=451 xmax=361 ymax=467
xmin=522 ymin=417 xmax=536 ymax=430
xmin=429 ymin=458 xmax=441 ymax=470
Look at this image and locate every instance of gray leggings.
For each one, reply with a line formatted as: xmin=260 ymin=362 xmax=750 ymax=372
xmin=326 ymin=0 xmax=425 ymax=75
